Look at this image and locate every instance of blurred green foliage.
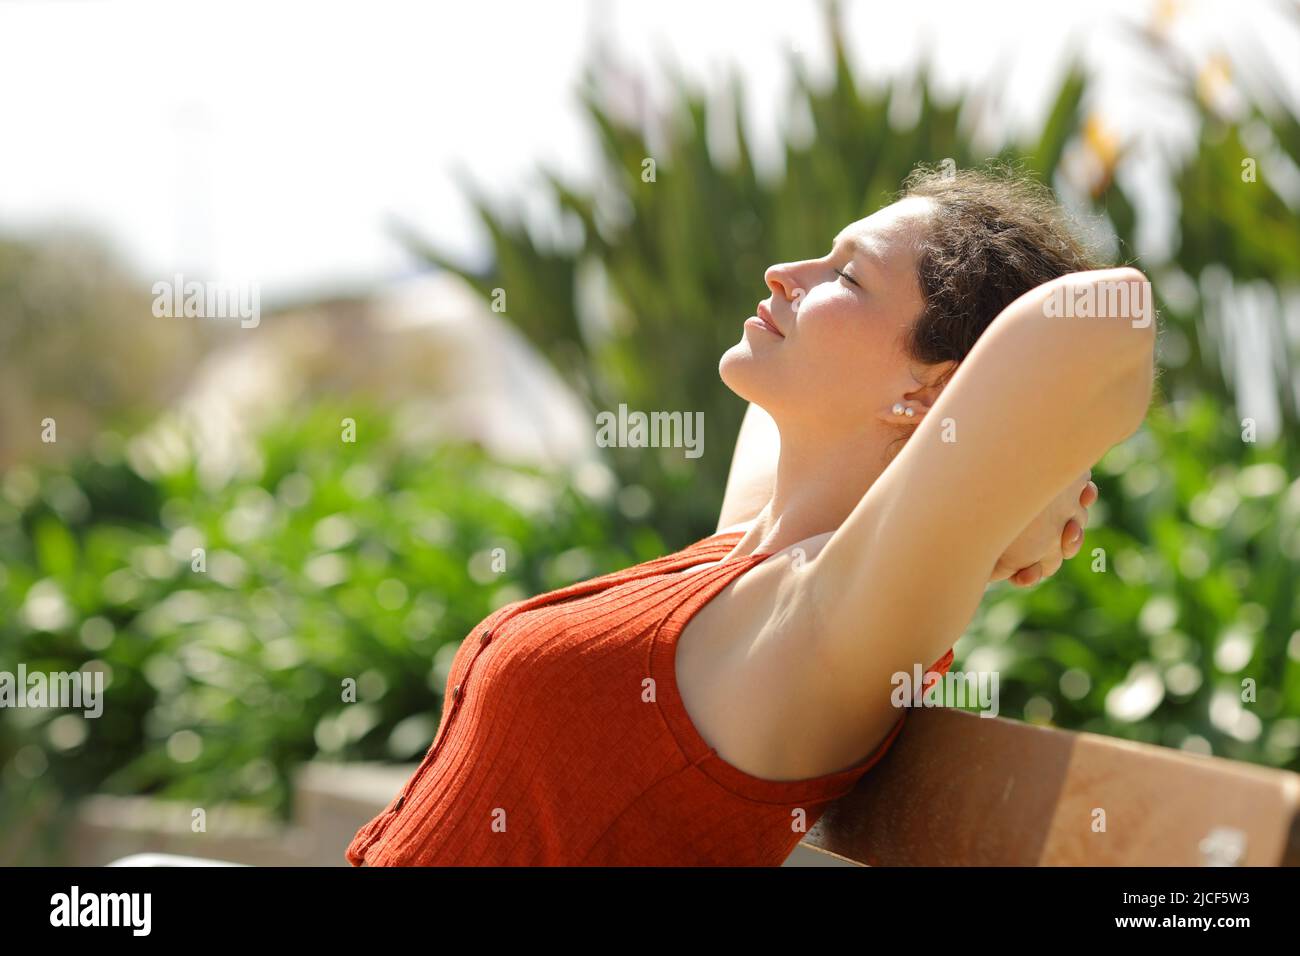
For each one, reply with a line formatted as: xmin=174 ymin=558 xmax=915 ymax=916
xmin=0 ymin=406 xmax=662 ymax=863
xmin=972 ymin=394 xmax=1299 ymax=766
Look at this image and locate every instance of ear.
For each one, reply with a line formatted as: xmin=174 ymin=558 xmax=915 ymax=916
xmin=876 ymin=360 xmax=958 ymax=426
xmin=906 ymin=360 xmax=958 ymax=421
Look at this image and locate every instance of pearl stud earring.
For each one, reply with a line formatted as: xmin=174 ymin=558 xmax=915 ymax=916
xmin=892 ymin=403 xmax=905 ymax=416
xmin=904 ymin=406 xmax=915 ymax=418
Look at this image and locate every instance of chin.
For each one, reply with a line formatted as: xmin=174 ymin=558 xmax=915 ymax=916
xmin=718 ymin=341 xmax=767 ymax=402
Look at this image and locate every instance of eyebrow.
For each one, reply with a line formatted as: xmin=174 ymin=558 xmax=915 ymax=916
xmin=831 ymin=234 xmax=883 ymax=275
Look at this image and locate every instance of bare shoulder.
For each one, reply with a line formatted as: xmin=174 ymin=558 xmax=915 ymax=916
xmin=675 ymin=530 xmax=888 ymax=781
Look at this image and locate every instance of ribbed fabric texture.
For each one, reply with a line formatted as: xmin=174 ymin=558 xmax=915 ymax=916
xmin=346 ymin=529 xmax=955 ymax=866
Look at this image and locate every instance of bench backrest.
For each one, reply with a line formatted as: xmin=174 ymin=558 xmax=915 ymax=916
xmin=804 ymin=708 xmax=1300 ymax=866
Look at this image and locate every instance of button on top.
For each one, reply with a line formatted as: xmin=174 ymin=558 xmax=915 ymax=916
xmin=450 ymin=683 xmax=461 ymax=701
xmin=480 ymin=629 xmax=492 ymax=645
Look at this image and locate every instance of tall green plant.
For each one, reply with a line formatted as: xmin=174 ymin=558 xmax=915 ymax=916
xmin=1094 ymin=20 xmax=1300 ymax=454
xmin=398 ymin=9 xmax=1095 ymax=545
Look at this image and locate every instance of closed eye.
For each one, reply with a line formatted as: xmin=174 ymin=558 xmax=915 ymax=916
xmin=833 ymin=267 xmax=861 ymax=288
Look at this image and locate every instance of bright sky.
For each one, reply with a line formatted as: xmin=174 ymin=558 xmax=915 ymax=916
xmin=1 ymin=0 xmax=1296 ymax=302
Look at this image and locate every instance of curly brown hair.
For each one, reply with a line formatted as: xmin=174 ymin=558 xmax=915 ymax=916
xmin=898 ymin=162 xmax=1104 ymax=389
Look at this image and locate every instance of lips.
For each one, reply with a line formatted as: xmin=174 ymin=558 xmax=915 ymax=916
xmin=756 ymin=301 xmax=784 ymax=337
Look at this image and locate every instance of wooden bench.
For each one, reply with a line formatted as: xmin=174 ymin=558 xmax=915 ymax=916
xmin=803 ymin=708 xmax=1300 ymax=866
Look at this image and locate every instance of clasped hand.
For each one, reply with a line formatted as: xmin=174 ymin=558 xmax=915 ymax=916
xmin=989 ymin=471 xmax=1098 ymax=587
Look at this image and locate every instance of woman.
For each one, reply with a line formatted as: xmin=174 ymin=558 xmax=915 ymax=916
xmin=347 ymin=165 xmax=1157 ymax=867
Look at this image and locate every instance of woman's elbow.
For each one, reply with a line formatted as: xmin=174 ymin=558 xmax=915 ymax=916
xmin=1069 ymin=265 xmax=1160 ymax=438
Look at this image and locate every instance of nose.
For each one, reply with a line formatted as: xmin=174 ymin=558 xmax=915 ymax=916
xmin=764 ymin=262 xmax=802 ymax=303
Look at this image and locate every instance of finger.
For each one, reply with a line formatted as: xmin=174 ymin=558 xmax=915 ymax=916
xmin=1061 ymin=518 xmax=1084 ymax=558
xmin=1080 ymin=480 xmax=1099 ymax=508
xmin=1012 ymin=563 xmax=1043 ymax=587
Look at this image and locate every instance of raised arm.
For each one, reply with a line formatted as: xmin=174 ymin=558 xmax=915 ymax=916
xmin=807 ymin=267 xmax=1158 ymax=702
xmin=715 ymin=401 xmax=780 ymax=532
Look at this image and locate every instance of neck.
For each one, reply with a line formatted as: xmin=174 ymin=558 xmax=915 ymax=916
xmin=724 ymin=416 xmax=900 ymax=561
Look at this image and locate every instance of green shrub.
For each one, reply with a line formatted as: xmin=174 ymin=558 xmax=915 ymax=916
xmin=0 ymin=405 xmax=652 ymax=863
xmin=967 ymin=395 xmax=1300 ymax=769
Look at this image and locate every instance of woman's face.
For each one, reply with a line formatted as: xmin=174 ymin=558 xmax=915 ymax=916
xmin=719 ymin=195 xmax=939 ymax=431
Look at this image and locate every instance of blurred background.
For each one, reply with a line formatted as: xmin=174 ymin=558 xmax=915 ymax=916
xmin=1 ymin=0 xmax=1298 ymax=865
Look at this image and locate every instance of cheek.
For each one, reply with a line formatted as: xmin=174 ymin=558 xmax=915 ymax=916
xmin=798 ymin=309 xmax=904 ymax=416
xmin=802 ymin=300 xmax=891 ymax=373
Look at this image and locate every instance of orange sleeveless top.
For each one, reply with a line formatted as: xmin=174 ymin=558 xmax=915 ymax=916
xmin=346 ymin=529 xmax=955 ymax=866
